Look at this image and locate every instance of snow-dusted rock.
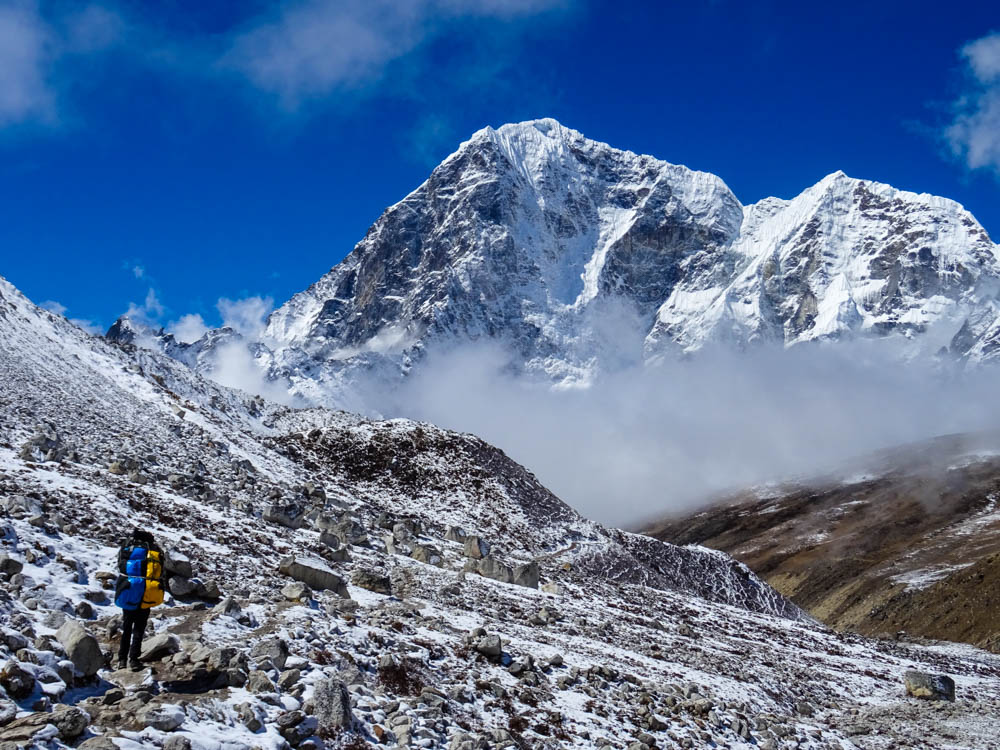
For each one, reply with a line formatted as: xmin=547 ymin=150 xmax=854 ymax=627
xmin=311 ymin=677 xmax=352 ymax=732
xmin=279 ymin=556 xmax=348 ymax=597
xmin=905 ymin=671 xmax=956 ymax=701
xmin=55 ymin=620 xmax=103 ymax=677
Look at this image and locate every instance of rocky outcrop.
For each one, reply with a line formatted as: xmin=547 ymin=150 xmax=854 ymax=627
xmin=55 ymin=620 xmax=103 ymax=677
xmin=278 ymin=556 xmax=349 ymax=597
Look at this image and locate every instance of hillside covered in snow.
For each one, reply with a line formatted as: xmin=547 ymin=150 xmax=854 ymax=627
xmin=4 ymin=269 xmax=1000 ymax=749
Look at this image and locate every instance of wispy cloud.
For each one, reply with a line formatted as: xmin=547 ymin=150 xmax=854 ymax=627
xmin=217 ymin=295 xmax=274 ymax=338
xmin=125 ymin=287 xmax=165 ymax=326
xmin=0 ymin=1 xmax=122 ymax=129
xmin=41 ymin=298 xmax=102 ymax=334
xmin=945 ymin=32 xmax=1000 ymax=174
xmin=220 ymin=0 xmax=569 ymax=108
xmin=167 ymin=312 xmax=208 ymax=344
xmin=40 ymin=299 xmax=67 ymax=315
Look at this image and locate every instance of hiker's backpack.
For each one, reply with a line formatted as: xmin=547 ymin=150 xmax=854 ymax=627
xmin=114 ymin=544 xmax=165 ymax=610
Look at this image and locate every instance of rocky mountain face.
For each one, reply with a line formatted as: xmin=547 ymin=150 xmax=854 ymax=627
xmin=643 ymin=431 xmax=1000 ymax=654
xmin=110 ymin=119 xmax=1000 ymax=405
xmin=6 ymin=273 xmax=1000 ymax=748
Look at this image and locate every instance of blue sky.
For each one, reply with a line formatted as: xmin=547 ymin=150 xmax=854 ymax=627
xmin=1 ymin=0 xmax=999 ymax=338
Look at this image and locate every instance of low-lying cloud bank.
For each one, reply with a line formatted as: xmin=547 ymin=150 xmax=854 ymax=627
xmin=349 ymin=340 xmax=1000 ymax=526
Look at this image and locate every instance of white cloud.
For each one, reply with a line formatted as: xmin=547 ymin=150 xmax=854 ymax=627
xmin=221 ymin=0 xmax=568 ymax=107
xmin=217 ymin=295 xmax=274 ymax=338
xmin=168 ymin=312 xmax=208 ymax=344
xmin=132 ymin=264 xmax=145 ymax=279
xmin=41 ymin=299 xmax=67 ymax=315
xmin=70 ymin=317 xmax=103 ymax=335
xmin=125 ymin=287 xmax=165 ymax=326
xmin=0 ymin=1 xmax=122 ymax=129
xmin=0 ymin=2 xmax=56 ymax=126
xmin=945 ymin=32 xmax=1000 ymax=173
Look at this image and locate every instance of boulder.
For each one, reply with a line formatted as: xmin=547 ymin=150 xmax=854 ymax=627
xmin=476 ymin=557 xmax=513 ymax=585
xmin=279 ymin=556 xmax=349 ymax=597
xmin=312 ymin=677 xmax=353 ymax=733
xmin=164 ymin=550 xmax=193 ymax=578
xmin=904 ymin=671 xmax=956 ymax=701
xmin=282 ymin=582 xmax=313 ymax=602
xmin=411 ymin=544 xmax=444 ymax=567
xmin=0 ymin=555 xmax=23 ymax=576
xmin=139 ymin=633 xmax=180 ymax=662
xmin=263 ymin=500 xmax=306 ymax=530
xmin=350 ymin=569 xmax=392 ymax=595
xmin=474 ymin=635 xmax=503 ymax=658
xmin=108 ymin=461 xmax=126 ymax=475
xmin=444 ymin=526 xmax=467 ymax=543
xmin=513 ymin=561 xmax=540 ymax=589
xmin=463 ymin=536 xmax=490 ymax=559
xmin=0 ymin=662 xmax=35 ymax=699
xmin=332 ymin=518 xmax=368 ymax=546
xmin=56 ymin=620 xmax=103 ymax=677
xmin=136 ymin=704 xmax=185 ymax=731
xmin=247 ymin=670 xmax=275 ymax=694
xmin=314 ymin=512 xmax=340 ymax=532
xmin=212 ymin=596 xmax=242 ymax=618
xmin=251 ymin=637 xmax=289 ymax=671
xmin=0 ymin=707 xmax=89 ymax=743
xmin=167 ymin=576 xmax=197 ymax=598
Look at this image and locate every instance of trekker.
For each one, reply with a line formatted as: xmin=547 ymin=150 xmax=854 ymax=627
xmin=114 ymin=527 xmax=165 ymax=671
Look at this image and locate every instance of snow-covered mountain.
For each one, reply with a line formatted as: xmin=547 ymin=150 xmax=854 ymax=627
xmin=111 ymin=118 xmax=1000 ymax=404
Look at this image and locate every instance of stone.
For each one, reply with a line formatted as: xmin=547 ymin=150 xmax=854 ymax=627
xmin=137 ymin=704 xmax=185 ymax=731
xmin=331 ymin=518 xmax=368 ymax=546
xmin=474 ymin=635 xmax=503 ymax=658
xmin=138 ymin=633 xmax=180 ymax=662
xmin=56 ymin=620 xmax=103 ymax=677
xmin=904 ymin=670 xmax=956 ymax=701
xmin=512 ymin=561 xmax=539 ymax=589
xmin=282 ymin=581 xmax=313 ymax=602
xmin=108 ymin=461 xmax=126 ymax=475
xmin=278 ymin=668 xmax=302 ymax=690
xmin=444 ymin=526 xmax=466 ymax=543
xmin=264 ymin=500 xmax=306 ymax=530
xmin=251 ymin=638 xmax=289 ymax=671
xmin=312 ymin=677 xmax=353 ymax=733
xmin=0 ymin=706 xmax=89 ymax=743
xmin=350 ymin=569 xmax=391 ymax=595
xmin=162 ymin=736 xmax=192 ymax=750
xmin=0 ymin=555 xmax=23 ymax=576
xmin=164 ymin=550 xmax=193 ymax=578
xmin=167 ymin=576 xmax=197 ymax=598
xmin=247 ymin=670 xmax=276 ymax=694
xmin=475 ymin=557 xmax=513 ymax=584
xmin=411 ymin=544 xmax=444 ymax=567
xmin=195 ymin=579 xmax=221 ymax=600
xmin=463 ymin=536 xmax=490 ymax=559
xmin=0 ymin=662 xmax=35 ymax=700
xmin=212 ymin=596 xmax=242 ymax=618
xmin=279 ymin=556 xmax=349 ymax=597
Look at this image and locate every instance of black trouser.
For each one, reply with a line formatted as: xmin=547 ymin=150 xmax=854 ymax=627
xmin=118 ymin=607 xmax=150 ymax=663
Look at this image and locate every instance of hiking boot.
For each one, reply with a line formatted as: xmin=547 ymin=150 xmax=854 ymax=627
xmin=117 ymin=656 xmax=127 ymax=670
xmin=129 ymin=660 xmax=142 ymax=672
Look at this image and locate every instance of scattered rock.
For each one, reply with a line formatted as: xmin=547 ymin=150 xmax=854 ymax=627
xmin=279 ymin=556 xmax=349 ymax=597
xmin=136 ymin=704 xmax=185 ymax=731
xmin=904 ymin=670 xmax=956 ymax=701
xmin=312 ymin=677 xmax=353 ymax=733
xmin=56 ymin=619 xmax=103 ymax=677
xmin=0 ymin=555 xmax=23 ymax=576
xmin=513 ymin=561 xmax=539 ymax=589
xmin=264 ymin=500 xmax=306 ymax=530
xmin=282 ymin=581 xmax=313 ymax=602
xmin=350 ymin=569 xmax=391 ymax=595
xmin=463 ymin=536 xmax=490 ymax=559
xmin=138 ymin=633 xmax=180 ymax=662
xmin=411 ymin=544 xmax=444 ymax=567
xmin=0 ymin=662 xmax=35 ymax=699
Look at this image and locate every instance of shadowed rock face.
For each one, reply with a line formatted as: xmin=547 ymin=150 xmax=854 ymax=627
xmin=643 ymin=432 xmax=1000 ymax=652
